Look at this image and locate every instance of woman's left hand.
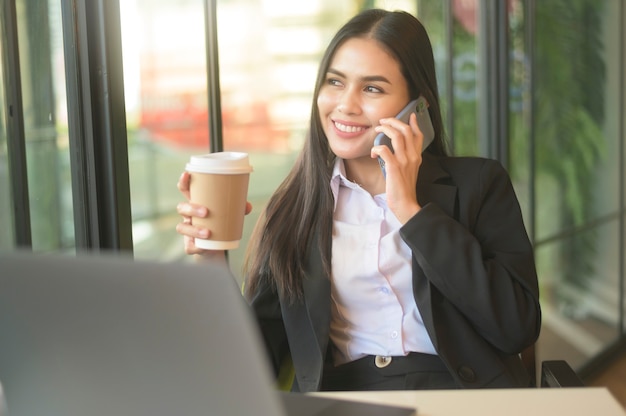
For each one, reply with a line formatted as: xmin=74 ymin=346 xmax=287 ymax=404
xmin=371 ymin=112 xmax=424 ymax=224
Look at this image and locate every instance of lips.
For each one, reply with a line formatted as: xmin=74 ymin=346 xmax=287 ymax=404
xmin=331 ymin=119 xmax=372 ymax=141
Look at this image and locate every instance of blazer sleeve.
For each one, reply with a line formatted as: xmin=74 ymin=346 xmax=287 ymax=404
xmin=400 ymin=158 xmax=541 ymax=354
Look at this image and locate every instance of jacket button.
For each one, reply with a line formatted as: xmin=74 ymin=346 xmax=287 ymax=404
xmin=457 ymin=365 xmax=476 ymax=383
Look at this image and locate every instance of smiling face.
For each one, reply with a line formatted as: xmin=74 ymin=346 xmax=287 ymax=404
xmin=316 ymin=37 xmax=411 ymax=163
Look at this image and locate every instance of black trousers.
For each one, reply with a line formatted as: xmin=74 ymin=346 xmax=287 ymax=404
xmin=320 ymin=352 xmax=459 ymax=391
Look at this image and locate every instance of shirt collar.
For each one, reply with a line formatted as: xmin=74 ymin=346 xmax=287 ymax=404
xmin=330 ymin=158 xmax=362 ymax=212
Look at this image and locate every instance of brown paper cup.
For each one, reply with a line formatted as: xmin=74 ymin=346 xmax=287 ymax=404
xmin=186 ymin=152 xmax=253 ymax=250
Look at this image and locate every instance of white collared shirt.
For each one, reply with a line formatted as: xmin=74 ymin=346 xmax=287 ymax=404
xmin=329 ymin=158 xmax=436 ymax=365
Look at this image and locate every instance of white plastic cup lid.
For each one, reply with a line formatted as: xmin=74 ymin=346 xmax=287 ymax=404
xmin=186 ymin=152 xmax=253 ymax=174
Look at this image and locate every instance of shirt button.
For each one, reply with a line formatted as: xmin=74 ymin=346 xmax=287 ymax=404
xmin=391 ymin=331 xmax=399 ymax=339
xmin=380 ymin=287 xmax=390 ymax=295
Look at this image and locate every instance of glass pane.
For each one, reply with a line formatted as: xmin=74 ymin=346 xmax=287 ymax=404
xmin=414 ymin=1 xmax=482 ymax=158
xmin=415 ymin=1 xmax=447 ymax=130
xmin=15 ymin=0 xmax=74 ymax=252
xmin=533 ymin=0 xmax=624 ymax=369
xmin=536 ymin=221 xmax=621 ymax=368
xmin=121 ymin=0 xmax=209 ymax=261
xmin=451 ymin=0 xmax=480 ymax=157
xmin=117 ymin=0 xmax=625 ymax=371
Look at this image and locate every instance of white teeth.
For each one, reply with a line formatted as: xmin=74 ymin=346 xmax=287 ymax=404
xmin=334 ymin=121 xmax=365 ymax=133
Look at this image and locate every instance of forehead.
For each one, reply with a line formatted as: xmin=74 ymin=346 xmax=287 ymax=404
xmin=329 ymin=37 xmax=403 ymax=79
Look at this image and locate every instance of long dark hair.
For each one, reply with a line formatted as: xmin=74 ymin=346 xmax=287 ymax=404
xmin=244 ymin=9 xmax=447 ymax=301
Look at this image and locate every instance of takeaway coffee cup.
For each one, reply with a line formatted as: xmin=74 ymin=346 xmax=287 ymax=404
xmin=185 ymin=152 xmax=253 ymax=250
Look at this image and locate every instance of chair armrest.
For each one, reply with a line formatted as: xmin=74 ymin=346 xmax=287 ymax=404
xmin=540 ymin=360 xmax=585 ymax=387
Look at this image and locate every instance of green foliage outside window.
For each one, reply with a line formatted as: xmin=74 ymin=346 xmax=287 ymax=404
xmin=533 ymin=0 xmax=606 ymax=291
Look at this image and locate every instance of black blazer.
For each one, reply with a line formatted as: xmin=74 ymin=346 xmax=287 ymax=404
xmin=248 ymin=153 xmax=541 ymax=392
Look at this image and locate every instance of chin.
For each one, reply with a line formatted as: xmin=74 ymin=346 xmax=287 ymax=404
xmin=329 ymin=142 xmax=371 ymax=160
xmin=331 ymin=150 xmax=372 ymax=162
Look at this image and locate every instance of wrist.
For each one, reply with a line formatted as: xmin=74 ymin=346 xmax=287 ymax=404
xmin=396 ymin=203 xmax=421 ymax=224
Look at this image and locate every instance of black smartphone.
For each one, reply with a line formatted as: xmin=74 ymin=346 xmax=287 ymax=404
xmin=373 ymin=95 xmax=435 ymax=177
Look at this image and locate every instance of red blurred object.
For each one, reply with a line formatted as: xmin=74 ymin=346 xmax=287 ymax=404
xmin=453 ymin=0 xmax=516 ymax=34
xmin=139 ymin=92 xmax=289 ymax=152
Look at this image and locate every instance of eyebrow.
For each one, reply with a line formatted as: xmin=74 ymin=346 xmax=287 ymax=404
xmin=326 ymin=68 xmax=391 ymax=84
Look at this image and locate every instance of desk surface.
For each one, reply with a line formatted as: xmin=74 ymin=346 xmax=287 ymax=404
xmin=316 ymin=387 xmax=625 ymax=416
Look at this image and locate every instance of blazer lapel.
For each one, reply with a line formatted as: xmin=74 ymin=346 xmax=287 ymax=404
xmin=412 ymin=153 xmax=458 ymax=351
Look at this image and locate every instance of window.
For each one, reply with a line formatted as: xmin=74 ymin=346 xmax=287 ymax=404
xmin=1 ymin=0 xmax=624 ymax=376
xmin=1 ymin=0 xmax=74 ymax=253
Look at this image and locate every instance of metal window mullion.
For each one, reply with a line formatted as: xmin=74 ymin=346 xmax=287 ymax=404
xmin=444 ymin=0 xmax=455 ymax=152
xmin=618 ymin=0 xmax=625 ymax=335
xmin=60 ymin=0 xmax=97 ymax=249
xmin=1 ymin=0 xmax=31 ymax=248
xmin=479 ymin=0 xmax=510 ymax=168
xmin=91 ymin=0 xmax=133 ymax=251
xmin=478 ymin=0 xmax=493 ymax=158
xmin=526 ymin=0 xmax=536 ymax=245
xmin=497 ymin=1 xmax=510 ymax=168
xmin=60 ymin=0 xmax=133 ymax=252
xmin=204 ymin=0 xmax=223 ymax=153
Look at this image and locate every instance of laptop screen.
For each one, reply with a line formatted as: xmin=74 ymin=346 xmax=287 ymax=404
xmin=0 ymin=251 xmax=286 ymax=416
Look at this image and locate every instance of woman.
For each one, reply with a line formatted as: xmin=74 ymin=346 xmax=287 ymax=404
xmin=176 ymin=9 xmax=541 ymax=391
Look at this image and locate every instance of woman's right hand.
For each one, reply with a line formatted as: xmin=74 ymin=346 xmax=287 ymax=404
xmin=175 ymin=171 xmax=252 ymax=259
xmin=176 ymin=171 xmax=213 ymax=257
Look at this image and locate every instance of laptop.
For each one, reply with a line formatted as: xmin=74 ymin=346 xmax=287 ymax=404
xmin=0 ymin=251 xmax=415 ymax=416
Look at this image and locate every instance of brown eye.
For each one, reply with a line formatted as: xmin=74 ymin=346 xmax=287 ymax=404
xmin=365 ymin=85 xmax=383 ymax=93
xmin=326 ymin=77 xmax=343 ymax=87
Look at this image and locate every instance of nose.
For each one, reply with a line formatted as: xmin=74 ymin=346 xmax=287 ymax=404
xmin=337 ymin=89 xmax=361 ymax=115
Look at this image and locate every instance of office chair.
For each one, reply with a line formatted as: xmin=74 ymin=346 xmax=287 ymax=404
xmin=521 ymin=345 xmax=585 ymax=388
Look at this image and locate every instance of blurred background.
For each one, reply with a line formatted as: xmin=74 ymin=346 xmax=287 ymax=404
xmin=1 ymin=0 xmax=624 ymax=389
